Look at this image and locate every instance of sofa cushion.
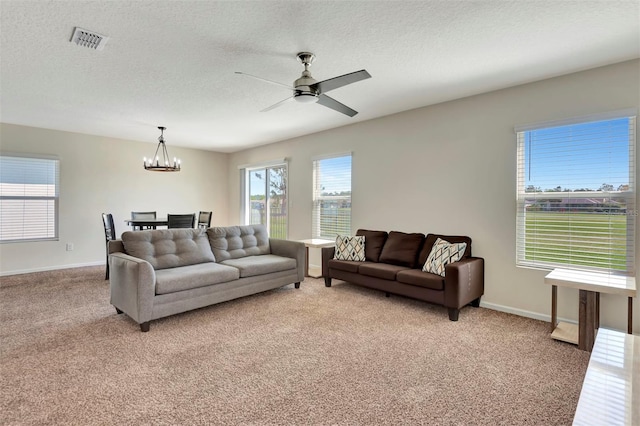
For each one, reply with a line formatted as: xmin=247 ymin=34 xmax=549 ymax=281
xmin=359 ymin=263 xmax=410 ymax=281
xmin=328 ymin=259 xmax=365 ymax=273
xmin=221 ymin=254 xmax=296 ymax=278
xmin=355 ymin=229 xmax=388 ymax=262
xmin=419 ymin=234 xmax=472 ymax=266
xmin=155 ymin=262 xmax=239 ymax=295
xmin=121 ymin=228 xmax=215 ymax=270
xmin=207 ymin=225 xmax=270 ymax=261
xmin=378 ymin=231 xmax=425 ymax=268
xmin=396 ymin=269 xmax=444 ymax=291
xmin=334 ymin=235 xmax=366 ymax=261
xmin=423 ymin=238 xmax=467 ymax=277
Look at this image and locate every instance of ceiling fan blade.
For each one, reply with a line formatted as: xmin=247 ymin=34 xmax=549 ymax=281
xmin=260 ymin=96 xmax=294 ymax=112
xmin=316 ymin=94 xmax=358 ymax=117
xmin=311 ymin=70 xmax=371 ymax=94
xmin=235 ymin=72 xmax=294 ymax=90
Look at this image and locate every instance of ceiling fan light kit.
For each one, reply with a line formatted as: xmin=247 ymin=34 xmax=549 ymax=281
xmin=237 ymin=52 xmax=371 ymax=116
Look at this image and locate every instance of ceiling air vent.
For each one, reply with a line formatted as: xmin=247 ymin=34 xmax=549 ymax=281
xmin=70 ymin=27 xmax=109 ymax=50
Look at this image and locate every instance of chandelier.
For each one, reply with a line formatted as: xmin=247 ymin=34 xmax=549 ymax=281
xmin=144 ymin=126 xmax=181 ymax=172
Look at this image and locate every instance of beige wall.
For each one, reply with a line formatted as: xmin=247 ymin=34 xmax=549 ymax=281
xmin=227 ymin=59 xmax=640 ymax=332
xmin=0 ymin=124 xmax=230 ymax=274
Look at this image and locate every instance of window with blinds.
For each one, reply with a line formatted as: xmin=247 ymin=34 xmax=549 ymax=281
xmin=0 ymin=155 xmax=59 ymax=242
xmin=516 ymin=114 xmax=636 ymax=274
xmin=312 ymin=154 xmax=352 ymax=239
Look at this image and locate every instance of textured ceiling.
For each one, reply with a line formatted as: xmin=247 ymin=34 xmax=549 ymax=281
xmin=1 ymin=1 xmax=639 ymax=153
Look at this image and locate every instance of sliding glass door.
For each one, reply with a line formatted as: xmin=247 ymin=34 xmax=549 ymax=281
xmin=247 ymin=164 xmax=287 ymax=239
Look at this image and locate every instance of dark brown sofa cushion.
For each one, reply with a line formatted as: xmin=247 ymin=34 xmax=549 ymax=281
xmin=359 ymin=263 xmax=410 ymax=281
xmin=418 ymin=234 xmax=472 ymax=267
xmin=396 ymin=269 xmax=444 ymax=291
xmin=356 ymin=229 xmax=388 ymax=262
xmin=328 ymin=259 xmax=365 ymax=273
xmin=378 ymin=231 xmax=425 ymax=268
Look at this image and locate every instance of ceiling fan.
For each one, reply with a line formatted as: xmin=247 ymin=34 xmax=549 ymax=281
xmin=236 ymin=52 xmax=371 ymax=117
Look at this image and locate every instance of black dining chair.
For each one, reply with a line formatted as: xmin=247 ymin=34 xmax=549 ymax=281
xmin=102 ymin=213 xmax=116 ymax=280
xmin=198 ymin=211 xmax=212 ymax=229
xmin=131 ymin=211 xmax=156 ymax=230
xmin=167 ymin=213 xmax=195 ymax=229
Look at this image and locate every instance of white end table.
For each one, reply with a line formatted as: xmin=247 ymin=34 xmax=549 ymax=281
xmin=544 ymin=268 xmax=636 ymax=351
xmin=298 ymin=239 xmax=335 ymax=278
xmin=573 ymin=328 xmax=639 ymax=425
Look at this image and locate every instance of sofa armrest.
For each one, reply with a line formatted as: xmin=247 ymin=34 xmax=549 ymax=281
xmin=270 ymin=239 xmax=305 ymax=283
xmin=108 ymin=239 xmax=124 ymax=254
xmin=443 ymin=257 xmax=485 ymax=310
xmin=109 ymin=252 xmax=156 ymax=324
xmin=322 ymin=246 xmax=336 ymax=278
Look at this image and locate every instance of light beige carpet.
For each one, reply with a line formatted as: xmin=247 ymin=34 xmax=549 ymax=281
xmin=1 ymin=266 xmax=589 ymax=425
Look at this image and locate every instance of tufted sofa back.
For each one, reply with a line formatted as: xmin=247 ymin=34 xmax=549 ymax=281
xmin=207 ymin=224 xmax=271 ymax=262
xmin=121 ymin=228 xmax=215 ymax=270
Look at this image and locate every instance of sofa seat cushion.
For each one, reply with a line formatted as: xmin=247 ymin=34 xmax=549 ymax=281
xmin=378 ymin=231 xmax=425 ymax=268
xmin=122 ymin=228 xmax=215 ymax=270
xmin=396 ymin=269 xmax=444 ymax=291
xmin=221 ymin=254 xmax=296 ymax=278
xmin=155 ymin=262 xmax=239 ymax=295
xmin=359 ymin=263 xmax=410 ymax=281
xmin=207 ymin=225 xmax=271 ymax=261
xmin=328 ymin=259 xmax=365 ymax=273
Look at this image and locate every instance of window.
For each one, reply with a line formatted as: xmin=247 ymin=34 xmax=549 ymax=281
xmin=0 ymin=155 xmax=60 ymax=242
xmin=243 ymin=162 xmax=288 ymax=239
xmin=516 ymin=114 xmax=636 ymax=274
xmin=313 ymin=153 xmax=352 ymax=239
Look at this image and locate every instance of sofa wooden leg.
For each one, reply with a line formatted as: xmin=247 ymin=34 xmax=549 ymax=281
xmin=470 ymin=297 xmax=481 ymax=308
xmin=294 ymin=282 xmax=300 ymax=289
xmin=324 ymin=277 xmax=332 ymax=287
xmin=448 ymin=308 xmax=459 ymax=321
xmin=115 ymin=307 xmax=123 ymax=314
xmin=140 ymin=322 xmax=150 ymax=332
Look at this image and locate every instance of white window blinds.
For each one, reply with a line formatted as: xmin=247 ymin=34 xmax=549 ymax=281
xmin=516 ymin=115 xmax=636 ymax=274
xmin=0 ymin=155 xmax=59 ymax=242
xmin=312 ymin=154 xmax=352 ymax=239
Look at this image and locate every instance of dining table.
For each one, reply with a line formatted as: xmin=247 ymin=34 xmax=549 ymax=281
xmin=125 ymin=218 xmax=169 ymax=229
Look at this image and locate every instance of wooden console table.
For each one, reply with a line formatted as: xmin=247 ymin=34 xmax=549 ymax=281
xmin=544 ymin=268 xmax=636 ymax=351
xmin=573 ymin=328 xmax=639 ymax=425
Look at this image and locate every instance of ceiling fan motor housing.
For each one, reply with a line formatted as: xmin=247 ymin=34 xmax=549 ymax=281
xmin=294 ymin=73 xmax=318 ymax=103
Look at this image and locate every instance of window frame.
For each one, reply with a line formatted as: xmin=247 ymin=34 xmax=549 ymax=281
xmin=0 ymin=153 xmax=60 ymax=243
xmin=312 ymin=152 xmax=352 ymax=240
xmin=515 ymin=112 xmax=636 ymax=275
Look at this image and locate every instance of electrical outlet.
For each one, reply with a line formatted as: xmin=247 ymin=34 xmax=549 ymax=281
xmin=66 ymin=243 xmax=74 ymax=251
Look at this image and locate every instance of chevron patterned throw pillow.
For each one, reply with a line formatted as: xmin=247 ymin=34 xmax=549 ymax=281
xmin=422 ymin=238 xmax=467 ymax=277
xmin=334 ymin=235 xmax=366 ymax=261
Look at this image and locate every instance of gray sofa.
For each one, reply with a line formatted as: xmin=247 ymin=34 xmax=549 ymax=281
xmin=108 ymin=224 xmax=305 ymax=331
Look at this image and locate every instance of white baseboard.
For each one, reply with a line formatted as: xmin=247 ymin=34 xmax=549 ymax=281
xmin=480 ymin=300 xmax=577 ymax=325
xmin=0 ymin=261 xmax=104 ymax=277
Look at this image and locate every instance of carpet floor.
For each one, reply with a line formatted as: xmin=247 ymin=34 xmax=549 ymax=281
xmin=0 ymin=266 xmax=590 ymax=425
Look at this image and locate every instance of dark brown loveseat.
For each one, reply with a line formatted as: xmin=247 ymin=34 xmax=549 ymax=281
xmin=322 ymin=229 xmax=484 ymax=321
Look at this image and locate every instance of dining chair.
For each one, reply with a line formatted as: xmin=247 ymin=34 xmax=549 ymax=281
xmin=102 ymin=213 xmax=116 ymax=280
xmin=131 ymin=211 xmax=156 ymax=230
xmin=167 ymin=213 xmax=195 ymax=229
xmin=198 ymin=211 xmax=212 ymax=229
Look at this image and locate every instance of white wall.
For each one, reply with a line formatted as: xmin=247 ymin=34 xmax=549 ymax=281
xmin=0 ymin=124 xmax=230 ymax=275
xmin=227 ymin=59 xmax=640 ymax=332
